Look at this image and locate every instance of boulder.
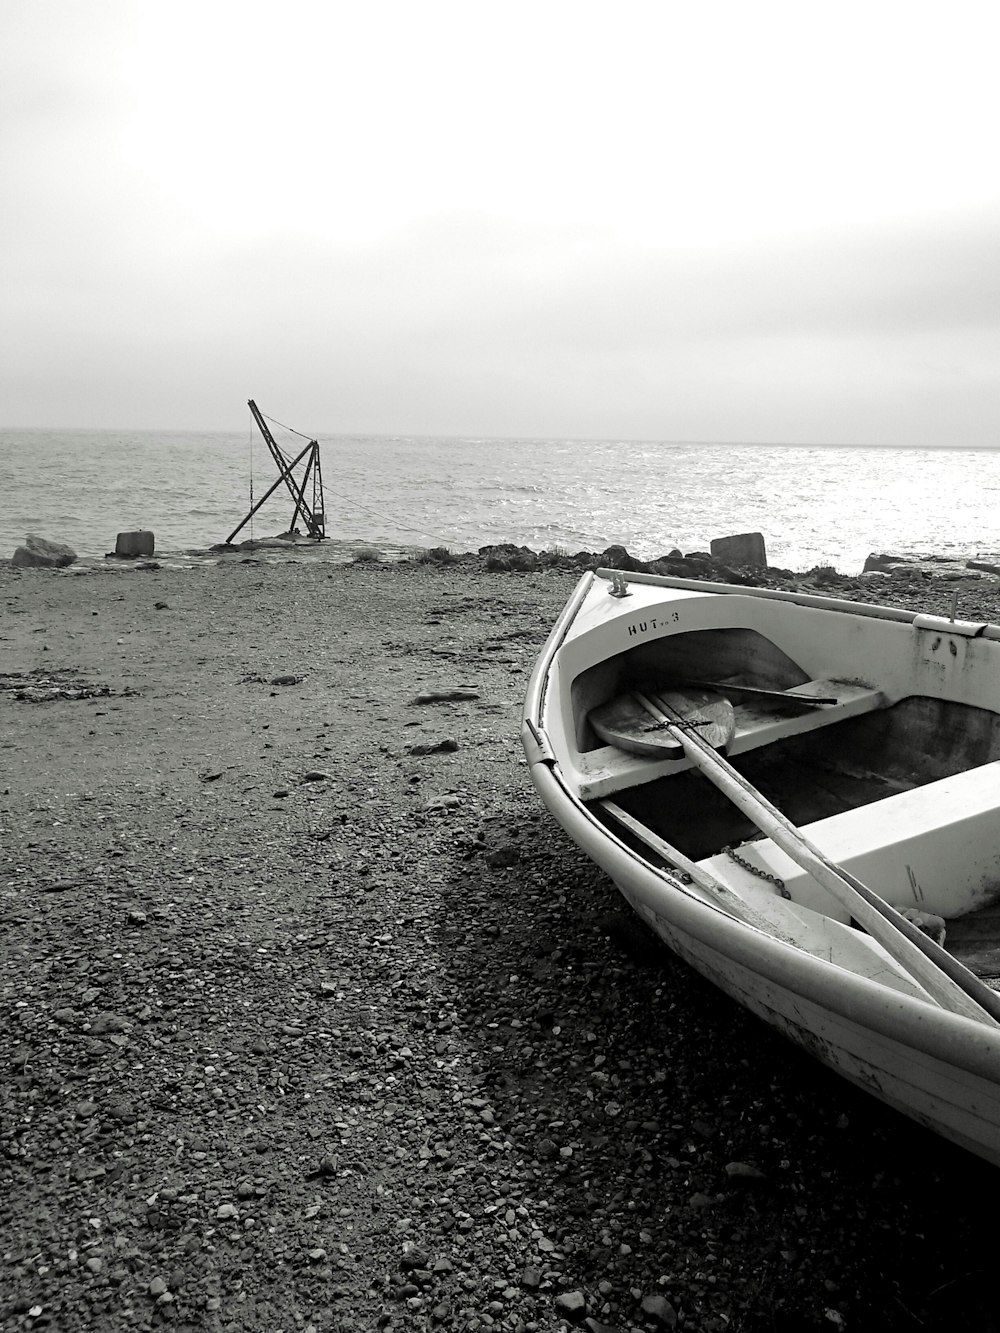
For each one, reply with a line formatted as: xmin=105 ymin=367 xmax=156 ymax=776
xmin=479 ymin=543 xmax=541 ymax=572
xmin=12 ymin=535 xmax=77 ymax=569
xmin=863 ymin=552 xmax=908 ymax=573
xmin=599 ymin=544 xmax=648 ymax=572
xmin=710 ymin=531 xmax=767 ymax=569
xmin=115 ymin=530 xmax=155 ymax=558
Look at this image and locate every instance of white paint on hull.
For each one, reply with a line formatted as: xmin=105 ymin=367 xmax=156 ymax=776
xmin=523 ymin=569 xmax=1000 ymax=1165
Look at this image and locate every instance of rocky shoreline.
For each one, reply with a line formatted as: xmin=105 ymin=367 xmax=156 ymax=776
xmin=3 ymin=551 xmax=1000 ymax=1333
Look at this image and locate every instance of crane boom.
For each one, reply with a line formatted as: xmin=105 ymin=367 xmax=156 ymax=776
xmin=225 ymin=400 xmax=327 ymax=545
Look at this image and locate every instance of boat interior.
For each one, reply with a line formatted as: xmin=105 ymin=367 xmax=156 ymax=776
xmin=574 ymin=629 xmax=1000 ymax=978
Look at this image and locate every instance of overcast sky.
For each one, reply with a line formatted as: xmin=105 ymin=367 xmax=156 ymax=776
xmin=3 ymin=0 xmax=999 ymax=444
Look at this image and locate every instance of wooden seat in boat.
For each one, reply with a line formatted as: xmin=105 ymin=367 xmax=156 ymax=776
xmin=726 ymin=679 xmax=887 ymax=755
xmin=700 ymin=761 xmax=1000 ymax=925
xmin=578 ymin=678 xmax=888 ymax=800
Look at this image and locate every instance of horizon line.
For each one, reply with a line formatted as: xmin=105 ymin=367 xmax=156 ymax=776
xmin=1 ymin=426 xmax=996 ymax=452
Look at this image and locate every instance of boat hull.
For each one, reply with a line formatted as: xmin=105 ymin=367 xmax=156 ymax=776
xmin=523 ymin=570 xmax=1000 ymax=1166
xmin=531 ymin=758 xmax=1000 ymax=1165
xmin=626 ymin=894 xmax=1000 ymax=1165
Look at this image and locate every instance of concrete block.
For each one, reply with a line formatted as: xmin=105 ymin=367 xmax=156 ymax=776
xmin=710 ymin=532 xmax=767 ymax=569
xmin=115 ymin=530 xmax=155 ymax=557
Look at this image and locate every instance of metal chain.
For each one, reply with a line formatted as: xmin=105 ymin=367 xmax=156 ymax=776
xmin=724 ymin=845 xmax=791 ymax=899
xmin=664 ymin=863 xmax=693 ymax=885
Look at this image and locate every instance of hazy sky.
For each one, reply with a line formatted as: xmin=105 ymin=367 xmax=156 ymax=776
xmin=3 ymin=0 xmax=999 ymax=444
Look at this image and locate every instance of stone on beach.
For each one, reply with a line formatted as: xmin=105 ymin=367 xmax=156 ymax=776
xmin=11 ymin=534 xmax=77 ymax=568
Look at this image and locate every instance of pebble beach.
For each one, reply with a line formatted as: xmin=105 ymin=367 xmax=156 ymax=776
xmin=3 ymin=548 xmax=1000 ymax=1333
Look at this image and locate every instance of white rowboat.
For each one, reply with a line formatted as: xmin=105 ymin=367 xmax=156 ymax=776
xmin=521 ymin=568 xmax=1000 ymax=1166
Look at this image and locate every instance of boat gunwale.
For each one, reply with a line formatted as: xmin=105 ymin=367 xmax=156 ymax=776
xmin=522 ymin=567 xmax=983 ymax=735
xmin=592 ymin=567 xmax=1000 ymax=638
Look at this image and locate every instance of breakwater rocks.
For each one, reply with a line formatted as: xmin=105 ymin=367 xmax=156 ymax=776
xmin=426 ymin=543 xmax=763 ymax=584
xmin=404 ymin=543 xmax=1000 ymax=626
xmin=415 ymin=543 xmax=1000 ymax=593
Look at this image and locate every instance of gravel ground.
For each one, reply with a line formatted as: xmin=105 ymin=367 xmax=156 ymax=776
xmin=3 ymin=552 xmax=1000 ymax=1333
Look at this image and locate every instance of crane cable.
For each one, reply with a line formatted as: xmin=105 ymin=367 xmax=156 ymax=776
xmin=258 ymin=413 xmax=458 ymax=547
xmin=248 ymin=424 xmax=255 ymax=543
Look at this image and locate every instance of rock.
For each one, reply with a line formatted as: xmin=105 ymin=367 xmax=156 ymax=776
xmin=485 ymin=843 xmax=519 ymax=868
xmin=400 ymin=1242 xmax=430 ymax=1269
xmin=12 ymin=534 xmax=77 ymax=568
xmin=105 ymin=1098 xmax=137 ymax=1124
xmin=710 ymin=531 xmax=767 ymax=568
xmin=600 ymin=545 xmax=647 ymax=572
xmin=408 ymin=738 xmax=460 ymax=755
xmin=89 ymin=1012 xmax=130 ymax=1034
xmin=688 ymin=1191 xmax=715 ymax=1208
xmin=891 ymin=565 xmax=928 ymax=580
xmin=424 ymin=794 xmax=461 ymax=811
xmin=725 ymin=1160 xmax=768 ymax=1182
xmin=479 ymin=543 xmax=542 ymax=572
xmin=967 ymin=560 xmax=1000 ymax=575
xmin=647 ymin=552 xmax=746 ymax=584
xmin=410 ymin=689 xmax=480 ymax=705
xmin=554 ymin=1290 xmax=588 ymax=1321
xmin=640 ymin=1293 xmax=678 ymax=1326
xmin=863 ymin=552 xmax=908 ymax=573
xmin=115 ymin=530 xmax=155 ymax=557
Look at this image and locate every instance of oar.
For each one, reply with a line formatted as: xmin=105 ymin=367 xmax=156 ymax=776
xmin=682 ymin=679 xmax=838 ymax=709
xmin=590 ymin=686 xmax=734 ymax=758
xmin=600 ymin=799 xmax=795 ymax=940
xmin=634 ymin=691 xmax=1000 ymax=1024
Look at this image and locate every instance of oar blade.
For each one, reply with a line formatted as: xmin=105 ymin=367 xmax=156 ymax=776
xmin=589 ymin=693 xmax=683 ymax=757
xmin=590 ymin=686 xmax=735 ymax=756
xmin=652 ymin=688 xmax=736 ymax=750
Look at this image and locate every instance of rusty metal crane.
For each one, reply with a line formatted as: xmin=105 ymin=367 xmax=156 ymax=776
xmin=225 ymin=400 xmax=327 ymax=545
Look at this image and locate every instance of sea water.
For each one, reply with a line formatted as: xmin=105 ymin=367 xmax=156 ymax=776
xmin=0 ymin=427 xmax=998 ymax=573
